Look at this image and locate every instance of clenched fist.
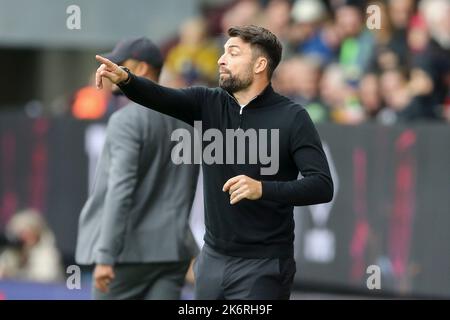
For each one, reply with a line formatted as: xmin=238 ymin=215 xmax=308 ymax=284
xmin=94 ymin=264 xmax=115 ymax=293
xmin=95 ymin=55 xmax=129 ymax=89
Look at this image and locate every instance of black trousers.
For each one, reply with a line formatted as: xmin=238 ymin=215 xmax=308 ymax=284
xmin=194 ymin=244 xmax=296 ymax=300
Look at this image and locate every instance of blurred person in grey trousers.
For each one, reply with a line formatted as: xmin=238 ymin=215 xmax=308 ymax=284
xmin=75 ymin=37 xmax=199 ymax=300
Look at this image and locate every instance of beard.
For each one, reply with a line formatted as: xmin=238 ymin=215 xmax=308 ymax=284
xmin=219 ymin=68 xmax=253 ymax=93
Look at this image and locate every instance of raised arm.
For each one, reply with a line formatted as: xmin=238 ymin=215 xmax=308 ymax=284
xmin=95 ymin=55 xmax=204 ymax=125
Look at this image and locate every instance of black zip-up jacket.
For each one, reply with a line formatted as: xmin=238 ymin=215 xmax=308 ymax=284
xmin=119 ymin=74 xmax=333 ymax=258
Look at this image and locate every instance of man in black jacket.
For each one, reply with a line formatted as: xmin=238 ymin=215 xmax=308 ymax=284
xmin=95 ymin=25 xmax=333 ymax=300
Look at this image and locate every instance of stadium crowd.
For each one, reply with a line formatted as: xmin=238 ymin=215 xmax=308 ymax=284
xmin=72 ymin=0 xmax=450 ymax=125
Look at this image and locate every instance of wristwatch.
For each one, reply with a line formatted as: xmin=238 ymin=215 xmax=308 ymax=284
xmin=118 ymin=66 xmax=132 ymax=86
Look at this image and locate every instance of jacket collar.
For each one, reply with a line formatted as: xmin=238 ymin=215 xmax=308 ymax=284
xmin=224 ymin=83 xmax=275 ymax=109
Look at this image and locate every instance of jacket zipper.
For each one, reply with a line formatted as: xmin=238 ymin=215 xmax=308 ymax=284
xmin=226 ymin=92 xmax=259 ymax=130
xmin=238 ymin=105 xmax=245 ymax=130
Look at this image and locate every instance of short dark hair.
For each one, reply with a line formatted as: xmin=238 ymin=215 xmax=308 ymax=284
xmin=228 ymin=25 xmax=282 ymax=79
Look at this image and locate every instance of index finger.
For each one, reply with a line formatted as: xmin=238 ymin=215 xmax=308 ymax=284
xmin=95 ymin=55 xmax=115 ymax=68
xmin=222 ymin=175 xmax=242 ymax=192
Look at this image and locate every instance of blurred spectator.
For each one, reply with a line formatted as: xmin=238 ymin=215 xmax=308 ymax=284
xmin=320 ymin=63 xmax=365 ymax=124
xmin=358 ymin=73 xmax=382 ymax=120
xmin=406 ymin=12 xmax=450 ymax=120
xmin=220 ymin=0 xmax=262 ymax=34
xmin=261 ymin=0 xmax=292 ymax=41
xmin=365 ymin=1 xmax=408 ymax=74
xmin=0 ymin=209 xmax=64 ymax=283
xmin=389 ymin=0 xmax=416 ymax=30
xmin=378 ymin=68 xmax=413 ymax=123
xmin=199 ymin=0 xmax=236 ymax=37
xmin=387 ymin=0 xmax=415 ymax=60
xmin=165 ymin=17 xmax=221 ymax=85
xmin=335 ymin=1 xmax=375 ymax=85
xmin=419 ymin=0 xmax=450 ymax=50
xmin=273 ymin=56 xmax=329 ymax=122
xmin=371 ymin=1 xmax=393 ymax=46
xmin=288 ymin=0 xmax=339 ymax=65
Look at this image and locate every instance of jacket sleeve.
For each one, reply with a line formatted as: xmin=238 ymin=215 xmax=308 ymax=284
xmin=95 ymin=110 xmax=141 ymax=265
xmin=118 ymin=73 xmax=205 ymax=125
xmin=261 ymin=109 xmax=334 ymax=206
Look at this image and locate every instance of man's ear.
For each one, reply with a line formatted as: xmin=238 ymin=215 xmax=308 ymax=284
xmin=254 ymin=56 xmax=268 ymax=75
xmin=135 ymin=61 xmax=150 ymax=77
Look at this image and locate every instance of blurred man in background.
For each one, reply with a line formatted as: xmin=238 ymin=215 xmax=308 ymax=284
xmin=75 ymin=37 xmax=199 ymax=300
